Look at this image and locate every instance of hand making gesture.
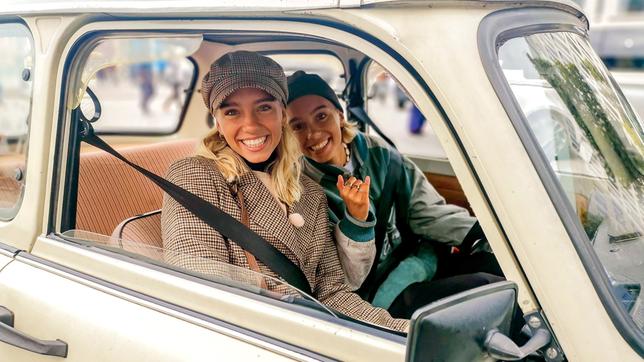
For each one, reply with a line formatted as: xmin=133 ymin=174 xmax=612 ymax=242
xmin=337 ymin=175 xmax=371 ymax=221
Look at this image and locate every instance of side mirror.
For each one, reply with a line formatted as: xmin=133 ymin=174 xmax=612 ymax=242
xmin=406 ymin=281 xmax=525 ymax=362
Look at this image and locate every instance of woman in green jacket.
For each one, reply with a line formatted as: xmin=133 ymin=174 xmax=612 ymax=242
xmin=285 ymin=70 xmax=502 ymax=317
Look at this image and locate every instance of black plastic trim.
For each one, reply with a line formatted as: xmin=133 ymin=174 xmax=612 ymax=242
xmin=53 ymin=30 xmax=104 ymax=233
xmin=406 ymin=281 xmax=517 ymax=362
xmin=60 ymin=108 xmax=81 ymax=230
xmin=18 ymin=243 xmax=339 ymax=361
xmin=478 ymin=7 xmax=644 ymax=356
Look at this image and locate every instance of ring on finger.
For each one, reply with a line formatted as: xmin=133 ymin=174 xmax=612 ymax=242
xmin=351 ymin=184 xmax=361 ymax=190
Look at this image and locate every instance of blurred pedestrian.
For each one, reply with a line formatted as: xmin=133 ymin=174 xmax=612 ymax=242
xmin=138 ymin=63 xmax=155 ymax=115
xmin=369 ymin=72 xmax=389 ymax=103
xmin=409 ymin=104 xmax=425 ymax=134
xmin=163 ymin=62 xmax=183 ymax=111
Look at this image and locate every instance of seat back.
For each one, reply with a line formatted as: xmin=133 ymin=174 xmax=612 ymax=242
xmin=76 ymin=139 xmax=195 ymax=236
xmin=110 ymin=210 xmax=163 ymax=260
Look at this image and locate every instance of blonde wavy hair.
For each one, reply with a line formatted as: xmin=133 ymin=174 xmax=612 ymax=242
xmin=195 ymin=113 xmax=303 ymax=206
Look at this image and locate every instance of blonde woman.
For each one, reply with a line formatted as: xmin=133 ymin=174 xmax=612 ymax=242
xmin=161 ymin=51 xmax=408 ymax=332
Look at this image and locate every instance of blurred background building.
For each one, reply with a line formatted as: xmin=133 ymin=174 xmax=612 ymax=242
xmin=578 ymin=1 xmax=644 ymax=120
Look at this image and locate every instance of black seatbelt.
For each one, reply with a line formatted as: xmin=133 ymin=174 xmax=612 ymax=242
xmin=342 ymin=58 xmax=397 ymax=149
xmin=358 ymin=150 xmax=403 ymax=300
xmin=80 ymin=122 xmax=312 ymax=295
xmin=347 ymin=106 xmax=397 ymax=149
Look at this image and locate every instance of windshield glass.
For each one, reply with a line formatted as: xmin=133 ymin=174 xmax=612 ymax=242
xmin=499 ymin=31 xmax=644 ymax=331
xmin=61 ymin=229 xmax=337 ymax=317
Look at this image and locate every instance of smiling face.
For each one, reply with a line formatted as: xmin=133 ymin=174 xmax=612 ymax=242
xmin=286 ymin=95 xmax=346 ymax=166
xmin=214 ymin=88 xmax=284 ymax=163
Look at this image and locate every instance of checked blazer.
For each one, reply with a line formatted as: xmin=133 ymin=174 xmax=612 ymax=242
xmin=161 ymin=156 xmax=409 ymax=332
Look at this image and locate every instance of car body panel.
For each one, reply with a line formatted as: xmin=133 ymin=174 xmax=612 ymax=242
xmin=0 ymin=1 xmax=639 ymax=361
xmin=0 ymin=0 xmax=585 ymax=16
xmin=322 ymin=6 xmax=639 ymax=360
xmin=0 ymin=256 xmax=310 ymax=361
xmin=42 ymin=9 xmax=541 ymax=318
xmin=30 ymin=236 xmax=405 ymax=361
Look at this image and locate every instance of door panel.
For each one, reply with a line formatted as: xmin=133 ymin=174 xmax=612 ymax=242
xmin=0 ymin=259 xmax=297 ymax=361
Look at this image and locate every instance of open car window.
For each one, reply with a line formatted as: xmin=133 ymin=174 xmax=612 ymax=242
xmin=60 ymin=29 xmax=490 ymax=339
xmin=365 ymin=61 xmax=446 ymax=161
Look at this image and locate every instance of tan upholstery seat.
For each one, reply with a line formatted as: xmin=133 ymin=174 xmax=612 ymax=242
xmin=76 ymin=139 xmax=196 ymax=236
xmin=110 ymin=210 xmax=163 ymax=260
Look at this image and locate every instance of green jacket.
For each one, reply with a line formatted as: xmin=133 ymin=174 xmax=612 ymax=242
xmin=302 ymin=132 xmax=476 ymax=308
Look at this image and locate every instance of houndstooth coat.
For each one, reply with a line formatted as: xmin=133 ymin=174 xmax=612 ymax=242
xmin=161 ymin=156 xmax=408 ymax=332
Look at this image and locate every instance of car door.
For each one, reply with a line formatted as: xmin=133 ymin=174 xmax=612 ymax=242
xmin=0 ymin=12 xmax=410 ymax=362
xmin=329 ymin=2 xmax=643 ymax=361
xmin=0 ymin=6 xmax=540 ymax=361
xmin=0 ymin=16 xmax=329 ymax=362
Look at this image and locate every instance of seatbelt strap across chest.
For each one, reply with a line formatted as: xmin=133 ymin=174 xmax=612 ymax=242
xmin=80 ymin=123 xmax=313 ymax=295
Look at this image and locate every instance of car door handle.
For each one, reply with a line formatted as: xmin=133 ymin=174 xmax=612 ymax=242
xmin=0 ymin=306 xmax=68 ymax=357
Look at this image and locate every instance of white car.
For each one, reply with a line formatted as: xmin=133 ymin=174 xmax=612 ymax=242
xmin=0 ymin=0 xmax=641 ymax=361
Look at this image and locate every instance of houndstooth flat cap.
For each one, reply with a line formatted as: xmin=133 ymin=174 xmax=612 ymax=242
xmin=201 ymin=50 xmax=288 ymax=114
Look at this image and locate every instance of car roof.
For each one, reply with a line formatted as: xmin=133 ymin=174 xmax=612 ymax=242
xmin=2 ymin=0 xmax=583 ymax=17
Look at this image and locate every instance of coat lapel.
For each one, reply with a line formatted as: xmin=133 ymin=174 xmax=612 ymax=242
xmin=237 ymin=172 xmax=309 ymax=268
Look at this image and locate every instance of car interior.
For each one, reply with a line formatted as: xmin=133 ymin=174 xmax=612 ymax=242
xmin=43 ymin=30 xmax=494 ymax=330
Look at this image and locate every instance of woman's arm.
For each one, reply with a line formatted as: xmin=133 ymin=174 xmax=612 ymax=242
xmin=398 ymin=153 xmax=477 ymax=245
xmin=334 ymin=208 xmax=376 ymax=290
xmin=333 ymin=174 xmax=377 ymax=290
xmin=312 ymin=195 xmax=409 ymax=332
xmin=161 ymin=157 xmax=231 ymax=274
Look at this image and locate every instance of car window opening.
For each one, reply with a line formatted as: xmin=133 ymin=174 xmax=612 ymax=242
xmin=59 ymin=30 xmax=506 ymax=336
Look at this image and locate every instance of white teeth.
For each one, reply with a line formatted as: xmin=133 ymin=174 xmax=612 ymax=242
xmin=241 ymin=136 xmax=267 ymax=148
xmin=310 ymin=139 xmax=329 ymax=151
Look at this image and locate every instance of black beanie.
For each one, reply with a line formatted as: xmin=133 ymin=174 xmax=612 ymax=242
xmin=287 ymin=70 xmax=343 ymax=110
